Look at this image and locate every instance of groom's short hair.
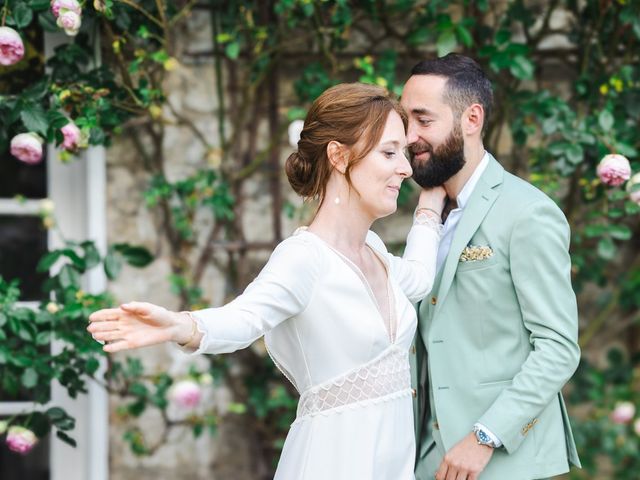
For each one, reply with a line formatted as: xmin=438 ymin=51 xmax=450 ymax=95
xmin=410 ymin=54 xmax=493 ymax=136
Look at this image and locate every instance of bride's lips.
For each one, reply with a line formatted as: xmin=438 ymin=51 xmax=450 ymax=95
xmin=387 ymin=185 xmax=400 ymax=195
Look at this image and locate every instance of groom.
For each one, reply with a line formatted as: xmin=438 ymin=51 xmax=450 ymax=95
xmin=403 ymin=54 xmax=581 ymax=480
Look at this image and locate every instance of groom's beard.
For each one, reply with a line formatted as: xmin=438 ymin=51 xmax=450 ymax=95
xmin=409 ymin=127 xmax=466 ymax=188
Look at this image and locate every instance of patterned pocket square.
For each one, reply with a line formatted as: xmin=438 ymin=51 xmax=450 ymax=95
xmin=460 ymin=245 xmax=493 ymax=262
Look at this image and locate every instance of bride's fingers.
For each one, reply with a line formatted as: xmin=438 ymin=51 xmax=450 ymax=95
xmin=87 ymin=320 xmax=121 ymax=334
xmin=120 ymin=301 xmax=153 ymax=317
xmin=92 ymin=330 xmax=125 ymax=342
xmin=89 ymin=308 xmax=124 ymax=323
xmin=103 ymin=339 xmax=132 ymax=353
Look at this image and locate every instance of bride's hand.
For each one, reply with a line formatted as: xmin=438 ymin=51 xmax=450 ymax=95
xmin=417 ymin=185 xmax=447 ymax=217
xmin=87 ymin=301 xmax=193 ymax=353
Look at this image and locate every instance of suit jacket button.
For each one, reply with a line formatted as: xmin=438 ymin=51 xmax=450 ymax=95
xmin=410 ymin=345 xmax=416 ymax=354
xmin=411 ymin=388 xmax=417 ymax=398
xmin=431 ymin=296 xmax=437 ymax=305
xmin=433 ymin=421 xmax=439 ymax=430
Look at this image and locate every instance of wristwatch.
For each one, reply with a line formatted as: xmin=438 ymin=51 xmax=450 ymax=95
xmin=473 ymin=425 xmax=497 ymax=448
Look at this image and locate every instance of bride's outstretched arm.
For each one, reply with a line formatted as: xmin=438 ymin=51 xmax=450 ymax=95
xmin=88 ymin=234 xmax=322 ymax=354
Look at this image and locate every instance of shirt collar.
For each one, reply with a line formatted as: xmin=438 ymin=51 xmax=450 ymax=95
xmin=456 ymin=151 xmax=490 ymax=210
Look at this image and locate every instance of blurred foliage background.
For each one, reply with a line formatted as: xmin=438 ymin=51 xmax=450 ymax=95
xmin=0 ymin=0 xmax=639 ymax=478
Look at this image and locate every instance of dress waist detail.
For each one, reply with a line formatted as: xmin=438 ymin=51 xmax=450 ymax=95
xmin=296 ymin=346 xmax=411 ymax=419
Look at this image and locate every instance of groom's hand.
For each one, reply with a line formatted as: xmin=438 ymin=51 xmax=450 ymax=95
xmin=435 ymin=432 xmax=493 ymax=480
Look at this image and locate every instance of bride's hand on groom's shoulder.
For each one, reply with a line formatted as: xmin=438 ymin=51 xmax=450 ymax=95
xmin=87 ymin=301 xmax=190 ymax=353
xmin=418 ymin=186 xmax=447 ymax=217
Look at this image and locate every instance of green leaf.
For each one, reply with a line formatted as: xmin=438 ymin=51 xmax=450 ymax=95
xmin=598 ymin=110 xmax=614 ymax=131
xmin=225 ymin=42 xmax=240 ymax=60
xmin=89 ymin=127 xmax=105 ymax=145
xmin=21 ymin=368 xmax=38 ymax=388
xmin=456 ymin=25 xmax=473 ymax=48
xmin=13 ymin=3 xmax=34 ymax=28
xmin=597 ymin=237 xmax=616 ymax=260
xmin=36 ymin=331 xmax=51 ymax=345
xmin=23 ymin=80 xmax=50 ymax=101
xmin=46 ymin=110 xmax=70 ymax=131
xmin=510 ymin=56 xmax=534 ymax=80
xmin=28 ymin=0 xmax=51 ymax=10
xmin=0 ymin=312 xmax=7 ymax=328
xmin=56 ymin=430 xmax=77 ymax=447
xmin=46 ymin=407 xmax=67 ymax=421
xmin=85 ymin=357 xmax=100 ymax=375
xmin=61 ymin=248 xmax=86 ymax=270
xmin=18 ymin=321 xmax=37 ymax=341
xmin=625 ymin=201 xmax=640 ymax=215
xmin=216 ymin=32 xmax=233 ymax=44
xmin=436 ymin=30 xmax=457 ymax=57
xmin=81 ymin=242 xmax=101 ymax=269
xmin=227 ymin=402 xmax=247 ymax=414
xmin=58 ymin=265 xmax=80 ymax=289
xmin=38 ymin=11 xmax=58 ymax=32
xmin=566 ymin=144 xmax=584 ymax=165
xmin=495 ymin=30 xmax=511 ymax=45
xmin=608 ymin=224 xmax=632 ymax=241
xmin=104 ymin=250 xmax=122 ymax=280
xmin=113 ymin=244 xmax=154 ymax=268
xmin=37 ymin=251 xmax=62 ymax=272
xmin=584 ymin=224 xmax=607 ymax=238
xmin=20 ymin=104 xmax=48 ymax=137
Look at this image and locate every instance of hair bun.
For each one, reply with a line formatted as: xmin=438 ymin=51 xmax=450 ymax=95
xmin=285 ymin=151 xmax=315 ymax=197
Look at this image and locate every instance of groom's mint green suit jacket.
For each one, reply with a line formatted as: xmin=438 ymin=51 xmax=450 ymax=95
xmin=412 ymin=155 xmax=581 ymax=480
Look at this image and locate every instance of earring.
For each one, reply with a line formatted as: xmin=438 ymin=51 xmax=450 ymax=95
xmin=334 ymin=196 xmax=340 ymax=205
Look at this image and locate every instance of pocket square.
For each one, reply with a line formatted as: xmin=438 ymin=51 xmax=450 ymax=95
xmin=460 ymin=245 xmax=493 ymax=262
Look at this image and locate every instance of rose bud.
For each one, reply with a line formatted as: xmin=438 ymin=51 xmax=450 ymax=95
xmin=0 ymin=26 xmax=25 ymax=66
xmin=10 ymin=133 xmax=44 ymax=165
xmin=597 ymin=154 xmax=631 ymax=187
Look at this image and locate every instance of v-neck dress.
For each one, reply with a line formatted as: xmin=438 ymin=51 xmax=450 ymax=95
xmin=190 ymin=222 xmax=440 ymax=479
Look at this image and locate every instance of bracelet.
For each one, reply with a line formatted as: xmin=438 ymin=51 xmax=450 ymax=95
xmin=177 ymin=311 xmax=197 ymax=347
xmin=415 ymin=207 xmax=442 ymax=218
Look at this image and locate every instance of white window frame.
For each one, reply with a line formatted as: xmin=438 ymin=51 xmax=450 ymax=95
xmin=0 ymin=33 xmax=109 ymax=480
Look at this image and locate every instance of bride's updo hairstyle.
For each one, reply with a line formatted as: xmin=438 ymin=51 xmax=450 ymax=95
xmin=285 ymin=83 xmax=406 ymax=202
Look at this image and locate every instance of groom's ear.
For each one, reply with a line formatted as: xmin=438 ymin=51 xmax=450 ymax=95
xmin=327 ymin=140 xmax=348 ymax=174
xmin=462 ymin=103 xmax=484 ymax=136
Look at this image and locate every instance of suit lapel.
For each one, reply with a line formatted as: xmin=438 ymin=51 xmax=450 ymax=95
xmin=434 ymin=156 xmax=504 ymax=315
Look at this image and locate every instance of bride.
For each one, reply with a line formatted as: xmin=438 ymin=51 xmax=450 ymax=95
xmin=88 ymin=82 xmax=445 ymax=479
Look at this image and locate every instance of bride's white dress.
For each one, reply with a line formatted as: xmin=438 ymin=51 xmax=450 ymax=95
xmin=190 ymin=222 xmax=440 ymax=479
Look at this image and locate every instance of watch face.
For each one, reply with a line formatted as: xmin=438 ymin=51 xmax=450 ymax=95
xmin=477 ymin=430 xmax=491 ymax=444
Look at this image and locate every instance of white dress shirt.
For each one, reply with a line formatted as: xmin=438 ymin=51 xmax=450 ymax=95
xmin=436 ymin=152 xmax=490 ymax=272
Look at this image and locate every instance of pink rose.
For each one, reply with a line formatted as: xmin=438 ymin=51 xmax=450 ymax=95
xmin=611 ymin=401 xmax=636 ymax=424
xmin=10 ymin=133 xmax=44 ymax=165
xmin=57 ymin=10 xmax=82 ymax=36
xmin=597 ymin=154 xmax=631 ymax=187
xmin=169 ymin=380 xmax=202 ymax=409
xmin=61 ymin=121 xmax=81 ymax=150
xmin=51 ymin=0 xmax=81 ymax=17
xmin=0 ymin=26 xmax=25 ymax=66
xmin=627 ymin=172 xmax=640 ymax=205
xmin=6 ymin=426 xmax=38 ymax=455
